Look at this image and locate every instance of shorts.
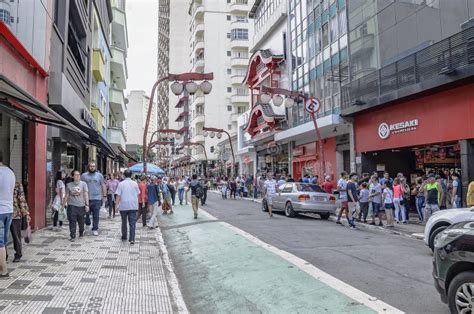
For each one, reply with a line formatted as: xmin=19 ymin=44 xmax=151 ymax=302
xmin=371 ymin=202 xmax=381 ymax=215
xmin=348 ymin=202 xmax=358 ymax=213
xmin=266 ymin=196 xmax=274 ymax=206
xmin=340 ymin=201 xmax=348 ymax=209
xmin=384 ymin=203 xmax=394 ymax=211
xmin=0 ymin=213 xmax=13 ymax=248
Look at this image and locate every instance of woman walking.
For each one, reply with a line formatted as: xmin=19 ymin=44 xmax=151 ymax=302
xmin=177 ymin=176 xmax=186 ymax=205
xmin=9 ymin=183 xmax=30 ymax=263
xmin=230 ymin=178 xmax=237 ymax=199
xmin=106 ymin=173 xmax=119 ymax=218
xmin=52 ymin=170 xmax=66 ymax=229
xmin=382 ymin=181 xmax=395 ymax=227
xmin=64 ymin=170 xmax=89 ymax=242
xmin=412 ymin=178 xmax=425 ymax=223
xmin=393 ymin=178 xmax=407 ymax=223
xmin=221 ymin=177 xmax=228 ymax=199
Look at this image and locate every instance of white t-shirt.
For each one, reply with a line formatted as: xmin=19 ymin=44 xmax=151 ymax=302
xmin=369 ymin=182 xmax=382 ymax=204
xmin=383 ymin=188 xmax=393 ymax=204
xmin=264 ymin=179 xmax=278 ymax=196
xmin=115 ymin=178 xmax=140 ymax=211
xmin=178 ymin=179 xmax=186 ymax=189
xmin=0 ymin=165 xmax=15 ymax=214
xmin=337 ymin=178 xmax=348 ymax=201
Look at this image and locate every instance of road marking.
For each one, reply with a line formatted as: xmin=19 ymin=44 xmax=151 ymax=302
xmin=199 ymin=207 xmax=404 ymax=314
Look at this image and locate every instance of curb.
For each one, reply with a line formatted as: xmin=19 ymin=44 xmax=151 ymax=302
xmin=209 ymin=190 xmax=425 ymax=242
xmin=155 ymin=226 xmax=189 ymax=314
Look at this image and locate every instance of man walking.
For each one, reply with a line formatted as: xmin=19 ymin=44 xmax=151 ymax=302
xmin=147 ymin=176 xmax=161 ymax=229
xmin=115 ymin=170 xmax=140 ymax=244
xmin=264 ymin=173 xmax=278 ymax=217
xmin=81 ymin=161 xmax=106 ymax=236
xmin=199 ymin=177 xmax=208 ymax=205
xmin=0 ymin=150 xmax=15 ymax=277
xmin=336 ymin=171 xmax=349 ymax=224
xmin=189 ymin=174 xmax=203 ymax=219
xmin=423 ymin=174 xmax=443 ymax=222
xmin=346 ymin=173 xmax=359 ymax=229
xmin=451 ymin=173 xmax=462 ymax=208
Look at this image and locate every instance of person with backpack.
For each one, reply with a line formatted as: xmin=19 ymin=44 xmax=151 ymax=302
xmin=159 ymin=177 xmax=173 ymax=215
xmin=199 ymin=177 xmax=208 ymax=205
xmin=168 ymin=178 xmax=177 ymax=206
xmin=190 ymin=174 xmax=203 ymax=219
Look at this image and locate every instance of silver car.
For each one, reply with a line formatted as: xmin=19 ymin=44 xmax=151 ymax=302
xmin=270 ymin=183 xmax=337 ymax=219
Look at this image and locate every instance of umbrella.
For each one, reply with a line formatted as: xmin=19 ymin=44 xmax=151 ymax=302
xmin=128 ymin=163 xmax=165 ymax=175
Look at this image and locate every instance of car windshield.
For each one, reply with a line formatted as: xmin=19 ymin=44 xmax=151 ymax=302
xmin=296 ymin=184 xmax=325 ymax=193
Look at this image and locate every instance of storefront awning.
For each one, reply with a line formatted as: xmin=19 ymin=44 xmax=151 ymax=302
xmin=0 ymin=75 xmax=88 ymax=138
xmin=118 ymin=146 xmax=138 ymax=162
xmin=79 ymin=127 xmax=116 ymax=159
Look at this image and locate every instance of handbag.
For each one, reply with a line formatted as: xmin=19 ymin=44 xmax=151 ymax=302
xmin=21 ymin=225 xmax=32 ymax=243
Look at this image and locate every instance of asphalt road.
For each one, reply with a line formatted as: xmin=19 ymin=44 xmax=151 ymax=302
xmin=196 ymin=192 xmax=448 ymax=314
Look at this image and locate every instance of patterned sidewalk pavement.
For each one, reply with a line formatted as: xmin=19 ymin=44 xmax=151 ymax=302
xmin=0 ymin=216 xmax=184 ymax=313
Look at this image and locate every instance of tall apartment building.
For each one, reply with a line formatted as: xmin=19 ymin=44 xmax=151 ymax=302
xmin=157 ymin=0 xmax=170 ymax=131
xmin=126 ymin=90 xmax=157 ymax=153
xmin=187 ymin=0 xmax=253 ymax=174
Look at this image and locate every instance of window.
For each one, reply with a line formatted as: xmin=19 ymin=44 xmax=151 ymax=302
xmin=237 ymin=106 xmax=247 ymax=114
xmin=338 ymin=9 xmax=347 ymax=35
xmin=228 ymin=124 xmax=232 ymax=130
xmin=227 ymin=51 xmax=231 ymax=56
xmin=227 ymin=33 xmax=231 ymax=38
xmin=0 ymin=9 xmax=11 ymax=26
xmin=227 ymin=69 xmax=232 ymax=74
xmin=227 ymin=0 xmax=231 ymax=3
xmin=227 ymin=105 xmax=233 ymax=111
xmin=297 ymin=184 xmax=326 ymax=193
xmin=322 ymin=23 xmax=329 ymax=47
xmin=231 ymin=28 xmax=248 ymax=41
xmin=227 ymin=87 xmax=232 ymax=93
xmin=236 ymin=16 xmax=248 ymax=23
xmin=330 ymin=15 xmax=338 ymax=42
xmin=227 ymin=15 xmax=231 ymax=21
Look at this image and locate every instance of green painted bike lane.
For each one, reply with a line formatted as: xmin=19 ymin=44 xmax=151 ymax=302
xmin=158 ymin=206 xmax=389 ymax=314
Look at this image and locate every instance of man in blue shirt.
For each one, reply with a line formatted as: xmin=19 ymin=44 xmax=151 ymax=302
xmin=81 ymin=162 xmax=106 ymax=236
xmin=379 ymin=172 xmax=393 ymax=186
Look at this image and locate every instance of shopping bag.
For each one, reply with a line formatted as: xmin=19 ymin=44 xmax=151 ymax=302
xmin=21 ymin=225 xmax=32 ymax=243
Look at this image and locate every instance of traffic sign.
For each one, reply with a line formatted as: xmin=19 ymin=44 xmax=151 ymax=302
xmin=305 ymin=97 xmax=321 ymax=114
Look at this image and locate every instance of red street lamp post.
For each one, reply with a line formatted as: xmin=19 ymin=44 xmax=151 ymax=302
xmin=202 ymin=127 xmax=235 ymax=178
xmin=259 ymin=86 xmax=326 ymax=179
xmin=143 ymin=72 xmax=213 ymax=173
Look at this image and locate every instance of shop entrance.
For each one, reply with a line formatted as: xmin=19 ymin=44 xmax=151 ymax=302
xmin=362 ymin=142 xmax=462 ymax=183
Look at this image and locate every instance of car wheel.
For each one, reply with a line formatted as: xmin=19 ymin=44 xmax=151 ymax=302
xmin=448 ymin=271 xmax=474 ymax=314
xmin=285 ymin=202 xmax=296 ymax=217
xmin=319 ymin=212 xmax=330 ymax=220
xmin=429 ymin=225 xmax=449 ymax=252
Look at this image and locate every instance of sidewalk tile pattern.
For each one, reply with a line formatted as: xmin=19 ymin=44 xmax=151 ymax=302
xmin=0 ymin=218 xmax=173 ymax=313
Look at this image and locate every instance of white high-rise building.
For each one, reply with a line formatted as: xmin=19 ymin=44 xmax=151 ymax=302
xmin=126 ymin=91 xmax=157 ymax=148
xmin=187 ymin=0 xmax=253 ymax=172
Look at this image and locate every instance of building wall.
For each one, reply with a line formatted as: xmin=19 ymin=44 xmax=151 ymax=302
xmin=157 ymin=0 xmax=170 ymax=131
xmin=126 ymin=91 xmax=157 ymax=146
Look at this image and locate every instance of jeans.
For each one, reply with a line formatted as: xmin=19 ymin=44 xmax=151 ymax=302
xmin=85 ymin=199 xmax=102 ymax=231
xmin=415 ymin=196 xmax=425 ymax=221
xmin=178 ymin=188 xmax=185 ymax=204
xmin=453 ymin=195 xmax=462 ymax=208
xmin=230 ymin=189 xmax=236 ymax=199
xmin=9 ymin=219 xmax=22 ymax=259
xmin=53 ymin=210 xmax=63 ymax=227
xmin=201 ymin=188 xmax=207 ymax=205
xmin=69 ymin=205 xmax=86 ymax=239
xmin=120 ymin=210 xmax=137 ymax=241
xmin=393 ymin=198 xmax=407 ymax=222
xmin=137 ymin=203 xmax=147 ymax=226
xmin=170 ymin=190 xmax=176 ymax=205
xmin=107 ymin=194 xmax=115 ymax=217
xmin=0 ymin=213 xmax=12 ymax=248
xmin=424 ymin=203 xmax=440 ymax=223
xmin=148 ymin=202 xmax=160 ymax=228
xmin=253 ymin=186 xmax=258 ymax=199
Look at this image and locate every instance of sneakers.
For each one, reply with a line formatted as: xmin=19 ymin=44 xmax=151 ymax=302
xmin=336 ymin=220 xmax=342 ymax=225
xmin=69 ymin=237 xmax=75 ymax=242
xmin=370 ymin=222 xmax=376 ymax=225
xmin=12 ymin=257 xmax=21 ymax=263
xmin=92 ymin=230 xmax=99 ymax=236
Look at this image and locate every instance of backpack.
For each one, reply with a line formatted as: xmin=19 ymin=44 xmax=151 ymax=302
xmin=195 ymin=183 xmax=204 ymax=199
xmin=167 ymin=183 xmax=176 ymax=193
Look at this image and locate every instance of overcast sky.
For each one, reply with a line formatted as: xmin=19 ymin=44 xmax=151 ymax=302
xmin=126 ymin=0 xmax=158 ymax=95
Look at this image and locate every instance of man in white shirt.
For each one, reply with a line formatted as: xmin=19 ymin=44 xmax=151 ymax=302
xmin=264 ymin=173 xmax=279 ymax=217
xmin=115 ymin=170 xmax=140 ymax=244
xmin=0 ymin=150 xmax=15 ymax=277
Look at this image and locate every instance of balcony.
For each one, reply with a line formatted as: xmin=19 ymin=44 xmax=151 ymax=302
xmin=192 ymin=95 xmax=205 ymax=106
xmin=350 ymin=33 xmax=375 ymax=59
xmin=191 ymin=4 xmax=204 ymax=22
xmin=251 ymin=0 xmax=287 ymax=52
xmin=193 ymin=153 xmax=207 ymax=161
xmin=230 ymin=0 xmax=249 ymax=14
xmin=230 ymin=113 xmax=240 ymax=123
xmin=109 ymin=87 xmax=126 ymax=122
xmin=230 ymin=20 xmax=248 ymax=30
xmin=193 ymin=40 xmax=204 ymax=55
xmin=231 ymin=57 xmax=248 ymax=67
xmin=341 ymin=26 xmax=474 ymax=115
xmin=193 ymin=58 xmax=205 ymax=71
xmin=111 ymin=46 xmax=127 ymax=90
xmin=192 ymin=113 xmax=205 ymax=124
xmin=91 ymin=106 xmax=104 ymax=133
xmin=231 ymin=94 xmax=249 ymax=103
xmin=192 ymin=22 xmax=204 ymax=39
xmin=193 ymin=133 xmax=205 ymax=143
xmin=92 ymin=49 xmax=105 ymax=82
xmin=230 ymin=38 xmax=249 ymax=49
xmin=107 ymin=127 xmax=126 ymax=148
xmin=231 ymin=74 xmax=245 ymax=85
xmin=112 ymin=7 xmax=128 ymax=51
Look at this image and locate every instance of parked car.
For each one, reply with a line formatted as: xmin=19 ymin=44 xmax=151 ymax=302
xmin=424 ymin=207 xmax=474 ymax=251
xmin=261 ymin=183 xmax=337 ymax=219
xmin=432 ymin=221 xmax=474 ymax=313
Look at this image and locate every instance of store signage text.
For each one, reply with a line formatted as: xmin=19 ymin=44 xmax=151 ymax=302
xmin=378 ymin=119 xmax=418 ymax=139
xmin=293 ymin=147 xmax=305 ymax=157
xmin=82 ymin=109 xmax=97 ymax=130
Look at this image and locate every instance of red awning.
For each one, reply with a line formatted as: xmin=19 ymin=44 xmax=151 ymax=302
xmin=244 ymin=103 xmax=285 ymax=136
xmin=175 ymin=111 xmax=189 ymax=122
xmin=243 ymin=49 xmax=284 ymax=88
xmin=175 ymin=96 xmax=189 ymax=108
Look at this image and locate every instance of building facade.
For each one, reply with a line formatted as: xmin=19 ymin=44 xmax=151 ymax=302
xmin=184 ymin=0 xmax=253 ymax=176
xmin=157 ymin=0 xmax=170 ymax=132
xmin=126 ymin=90 xmax=157 ymax=150
xmin=341 ymin=0 xmax=474 ymax=202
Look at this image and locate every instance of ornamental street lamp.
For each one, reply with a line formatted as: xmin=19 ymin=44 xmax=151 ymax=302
xmin=259 ymin=86 xmax=326 ymax=179
xmin=143 ymin=72 xmax=213 ymax=173
xmin=203 ymin=126 xmax=235 ymax=178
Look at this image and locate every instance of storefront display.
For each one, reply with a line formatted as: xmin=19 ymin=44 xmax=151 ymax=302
xmin=257 ymin=143 xmax=289 ymax=175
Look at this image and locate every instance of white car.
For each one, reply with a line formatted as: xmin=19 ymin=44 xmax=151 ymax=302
xmin=424 ymin=207 xmax=474 ymax=251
